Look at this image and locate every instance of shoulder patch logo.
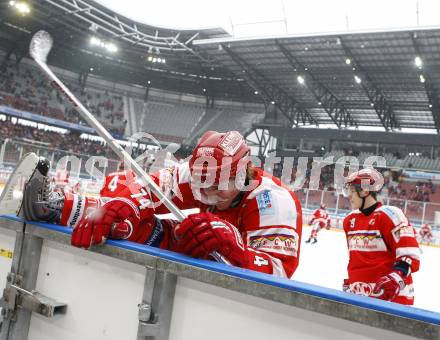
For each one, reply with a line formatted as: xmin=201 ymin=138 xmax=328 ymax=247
xmin=256 ymin=190 xmax=274 ymax=216
xmin=391 ymin=225 xmax=415 ymax=243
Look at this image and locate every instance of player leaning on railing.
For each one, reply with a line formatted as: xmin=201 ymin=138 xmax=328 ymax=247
xmin=11 ymin=131 xmax=303 ymax=278
xmin=342 ymin=168 xmax=421 ymax=305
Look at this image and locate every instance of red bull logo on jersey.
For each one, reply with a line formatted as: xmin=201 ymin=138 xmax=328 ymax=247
xmin=248 ymin=228 xmax=298 ymax=256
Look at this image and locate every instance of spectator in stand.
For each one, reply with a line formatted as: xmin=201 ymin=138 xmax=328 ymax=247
xmin=0 ymin=60 xmax=126 ymax=138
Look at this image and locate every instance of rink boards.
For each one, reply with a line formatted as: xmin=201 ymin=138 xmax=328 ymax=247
xmin=0 ymin=215 xmax=439 ymax=340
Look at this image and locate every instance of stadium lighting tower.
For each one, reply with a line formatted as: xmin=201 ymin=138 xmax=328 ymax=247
xmin=9 ymin=1 xmax=31 ymax=15
xmin=105 ymin=43 xmax=118 ymax=53
xmin=90 ymin=36 xmax=118 ymax=53
xmin=146 ymin=53 xmax=166 ymax=64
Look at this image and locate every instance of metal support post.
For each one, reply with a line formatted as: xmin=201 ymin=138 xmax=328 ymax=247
xmin=137 ymin=264 xmax=177 ymax=340
xmin=421 ymin=202 xmax=427 ymax=225
xmin=335 ymin=194 xmax=340 ymax=215
xmin=305 ymin=189 xmax=309 ymax=209
xmin=50 ymin=152 xmax=55 ymax=167
xmin=0 ymin=224 xmax=66 ymax=340
xmin=1 ymin=223 xmax=37 ymax=340
xmin=0 ymin=139 xmax=8 ymax=165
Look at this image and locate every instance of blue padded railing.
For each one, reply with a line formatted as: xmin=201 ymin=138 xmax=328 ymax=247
xmin=1 ymin=214 xmax=439 ymax=326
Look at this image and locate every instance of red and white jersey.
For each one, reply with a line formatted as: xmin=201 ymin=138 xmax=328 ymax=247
xmin=71 ymin=162 xmax=302 ymax=278
xmin=343 ymin=203 xmax=420 ymax=305
xmin=147 ymin=163 xmax=303 ymax=278
xmin=419 ymin=224 xmax=432 ymax=236
xmin=310 ymin=208 xmax=329 ymax=227
xmin=100 ymin=170 xmax=137 ymax=199
xmin=419 ymin=224 xmax=433 ymax=242
xmin=54 ymin=169 xmax=69 ymax=185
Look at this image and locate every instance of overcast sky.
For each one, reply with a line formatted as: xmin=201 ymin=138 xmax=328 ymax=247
xmin=95 ymin=0 xmax=440 ymax=38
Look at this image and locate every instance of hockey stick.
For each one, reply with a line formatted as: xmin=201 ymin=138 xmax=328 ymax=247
xmin=29 ymin=30 xmax=229 ymax=264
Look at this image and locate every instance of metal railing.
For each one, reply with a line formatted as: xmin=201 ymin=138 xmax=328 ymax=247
xmin=0 ymin=139 xmax=120 ymax=175
xmin=293 ymin=188 xmax=440 ymax=227
xmin=0 ymin=215 xmax=438 ymax=340
xmin=1 ymin=138 xmax=439 ymax=227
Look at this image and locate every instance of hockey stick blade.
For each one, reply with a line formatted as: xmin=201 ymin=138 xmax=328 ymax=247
xmin=30 ymin=31 xmax=53 ymax=64
xmin=0 ymin=153 xmax=40 ymax=216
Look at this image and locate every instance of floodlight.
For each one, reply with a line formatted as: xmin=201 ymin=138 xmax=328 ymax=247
xmin=414 ymin=56 xmax=423 ymax=68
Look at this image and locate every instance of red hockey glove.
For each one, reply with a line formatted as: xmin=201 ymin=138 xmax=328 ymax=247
xmin=342 ymin=278 xmax=350 ymax=292
xmin=371 ymin=271 xmax=405 ymax=301
xmin=174 ymin=212 xmax=246 ymax=266
xmin=71 ymin=198 xmax=141 ymax=248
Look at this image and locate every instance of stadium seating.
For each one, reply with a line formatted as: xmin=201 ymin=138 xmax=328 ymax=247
xmin=324 ymin=148 xmax=440 ymax=171
xmin=130 ymin=99 xmax=263 ymax=145
xmin=133 ymin=99 xmax=205 ymax=143
xmin=0 ymin=60 xmax=126 ymax=137
xmin=1 ymin=56 xmax=439 ymax=227
xmin=323 ymin=150 xmax=345 ymax=161
xmin=186 ymin=106 xmax=263 ymax=144
xmin=398 ymin=155 xmax=440 ymax=171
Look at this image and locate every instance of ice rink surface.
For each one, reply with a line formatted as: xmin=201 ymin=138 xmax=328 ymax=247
xmin=295 ymin=226 xmax=440 ymax=313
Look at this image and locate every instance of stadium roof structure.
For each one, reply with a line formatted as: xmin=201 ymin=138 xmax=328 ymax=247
xmin=193 ymin=27 xmax=440 ymax=133
xmin=0 ymin=0 xmax=251 ymax=99
xmin=1 ymin=1 xmax=440 ymax=134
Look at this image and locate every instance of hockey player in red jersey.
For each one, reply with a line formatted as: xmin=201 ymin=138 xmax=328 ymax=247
xmin=342 ymin=168 xmax=420 ymax=305
xmin=18 ymin=131 xmax=303 ymax=278
xmin=418 ymin=223 xmax=433 ymax=244
xmin=100 ymin=162 xmax=137 ymax=199
xmin=305 ymin=203 xmax=330 ymax=244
